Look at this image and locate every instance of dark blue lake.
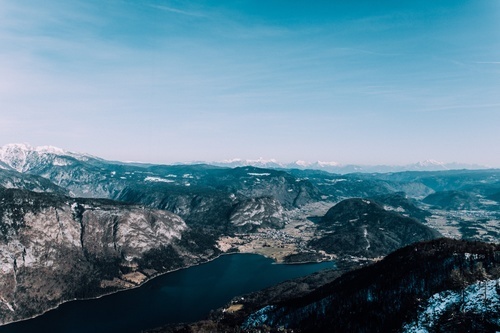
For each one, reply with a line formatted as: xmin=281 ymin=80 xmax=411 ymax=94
xmin=0 ymin=254 xmax=333 ymax=333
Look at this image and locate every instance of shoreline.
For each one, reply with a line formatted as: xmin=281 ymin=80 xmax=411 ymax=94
xmin=0 ymin=251 xmax=334 ymax=328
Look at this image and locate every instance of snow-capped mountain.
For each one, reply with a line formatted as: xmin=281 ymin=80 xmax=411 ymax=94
xmin=0 ymin=143 xmax=95 ymax=173
xmin=0 ymin=144 xmax=489 ymax=175
xmin=214 ymin=158 xmax=284 ymax=169
xmin=212 ymin=158 xmax=342 ymax=170
xmin=211 ymin=158 xmax=488 ymax=174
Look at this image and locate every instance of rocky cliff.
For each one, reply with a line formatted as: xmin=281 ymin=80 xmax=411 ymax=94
xmin=0 ymin=188 xmax=194 ymax=324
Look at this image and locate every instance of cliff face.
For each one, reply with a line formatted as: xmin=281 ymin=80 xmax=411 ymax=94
xmin=0 ymin=188 xmax=189 ymax=324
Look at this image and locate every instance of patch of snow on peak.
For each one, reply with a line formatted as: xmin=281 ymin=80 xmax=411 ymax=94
xmin=34 ymin=145 xmax=67 ymax=155
xmin=0 ymin=143 xmax=94 ymax=172
xmin=410 ymin=159 xmax=448 ymax=171
xmin=249 ymin=157 xmax=279 ymax=164
xmin=294 ymin=160 xmax=311 ymax=167
xmin=418 ymin=159 xmax=445 ymax=166
xmin=221 ymin=158 xmax=243 ymax=163
xmin=317 ymin=161 xmax=341 ymax=167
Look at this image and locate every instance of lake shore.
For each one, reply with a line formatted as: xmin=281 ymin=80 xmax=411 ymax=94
xmin=0 ymin=249 xmax=333 ymax=329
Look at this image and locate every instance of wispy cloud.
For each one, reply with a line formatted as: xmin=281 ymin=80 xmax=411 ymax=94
xmin=421 ymin=103 xmax=500 ymax=112
xmin=473 ymin=61 xmax=500 ymax=65
xmin=149 ymin=4 xmax=205 ymax=17
xmin=1 ymin=0 xmax=499 ymax=166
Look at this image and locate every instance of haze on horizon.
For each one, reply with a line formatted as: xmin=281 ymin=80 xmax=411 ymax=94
xmin=1 ymin=0 xmax=499 ymax=167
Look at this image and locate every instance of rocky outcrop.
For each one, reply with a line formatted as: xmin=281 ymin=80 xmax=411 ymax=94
xmin=0 ymin=169 xmax=67 ymax=195
xmin=229 ymin=197 xmax=288 ymax=232
xmin=0 ymin=188 xmax=188 ymax=324
xmin=115 ymin=186 xmax=236 ymax=228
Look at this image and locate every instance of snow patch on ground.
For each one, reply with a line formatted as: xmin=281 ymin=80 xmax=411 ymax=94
xmin=326 ymin=178 xmax=347 ymax=183
xmin=248 ymin=172 xmax=271 ymax=177
xmin=0 ymin=297 xmax=14 ymax=312
xmin=144 ymin=176 xmax=175 ymax=183
xmin=384 ymin=205 xmax=405 ymax=213
xmin=52 ymin=158 xmax=70 ymax=167
xmin=403 ymin=278 xmax=500 ymax=332
xmin=363 ymin=227 xmax=370 ymax=251
xmin=243 ymin=305 xmax=276 ymax=328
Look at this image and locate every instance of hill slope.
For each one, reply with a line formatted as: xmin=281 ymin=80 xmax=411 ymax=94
xmin=309 ymin=198 xmax=440 ymax=257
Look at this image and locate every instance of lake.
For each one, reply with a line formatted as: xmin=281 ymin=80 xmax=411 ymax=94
xmin=0 ymin=254 xmax=334 ymax=333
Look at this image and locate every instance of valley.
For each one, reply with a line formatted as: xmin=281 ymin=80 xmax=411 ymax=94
xmin=216 ymin=201 xmax=332 ymax=263
xmin=0 ymin=144 xmax=499 ymax=332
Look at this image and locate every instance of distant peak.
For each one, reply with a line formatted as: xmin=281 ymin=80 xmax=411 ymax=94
xmin=215 ymin=158 xmax=282 ymax=167
xmin=1 ymin=143 xmax=66 ymax=154
xmin=2 ymin=143 xmax=34 ymax=151
xmin=0 ymin=143 xmax=94 ymax=172
xmin=248 ymin=157 xmax=279 ymax=164
xmin=316 ymin=161 xmax=341 ymax=167
xmin=199 ymin=157 xmax=487 ymax=174
xmin=293 ymin=160 xmax=311 ymax=167
xmin=35 ymin=145 xmax=67 ymax=154
xmin=221 ymin=158 xmax=243 ymax=163
xmin=416 ymin=159 xmax=446 ymax=166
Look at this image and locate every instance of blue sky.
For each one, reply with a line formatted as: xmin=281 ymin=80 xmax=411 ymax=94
xmin=1 ymin=0 xmax=499 ymax=166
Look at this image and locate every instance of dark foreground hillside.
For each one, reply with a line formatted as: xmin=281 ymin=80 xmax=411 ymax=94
xmin=152 ymin=238 xmax=500 ymax=333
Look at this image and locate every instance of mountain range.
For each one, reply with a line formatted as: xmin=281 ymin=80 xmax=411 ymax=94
xmin=210 ymin=157 xmax=490 ymax=174
xmin=0 ymin=143 xmax=499 ymax=331
xmin=0 ymin=143 xmax=492 ymax=176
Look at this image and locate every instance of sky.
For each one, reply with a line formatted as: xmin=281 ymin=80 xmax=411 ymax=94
xmin=1 ymin=0 xmax=499 ymax=166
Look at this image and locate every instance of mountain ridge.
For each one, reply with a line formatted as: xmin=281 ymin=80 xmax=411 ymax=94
xmin=0 ymin=144 xmax=491 ymax=175
xmin=0 ymin=143 xmax=498 ymax=331
xmin=210 ymin=158 xmax=490 ymax=174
